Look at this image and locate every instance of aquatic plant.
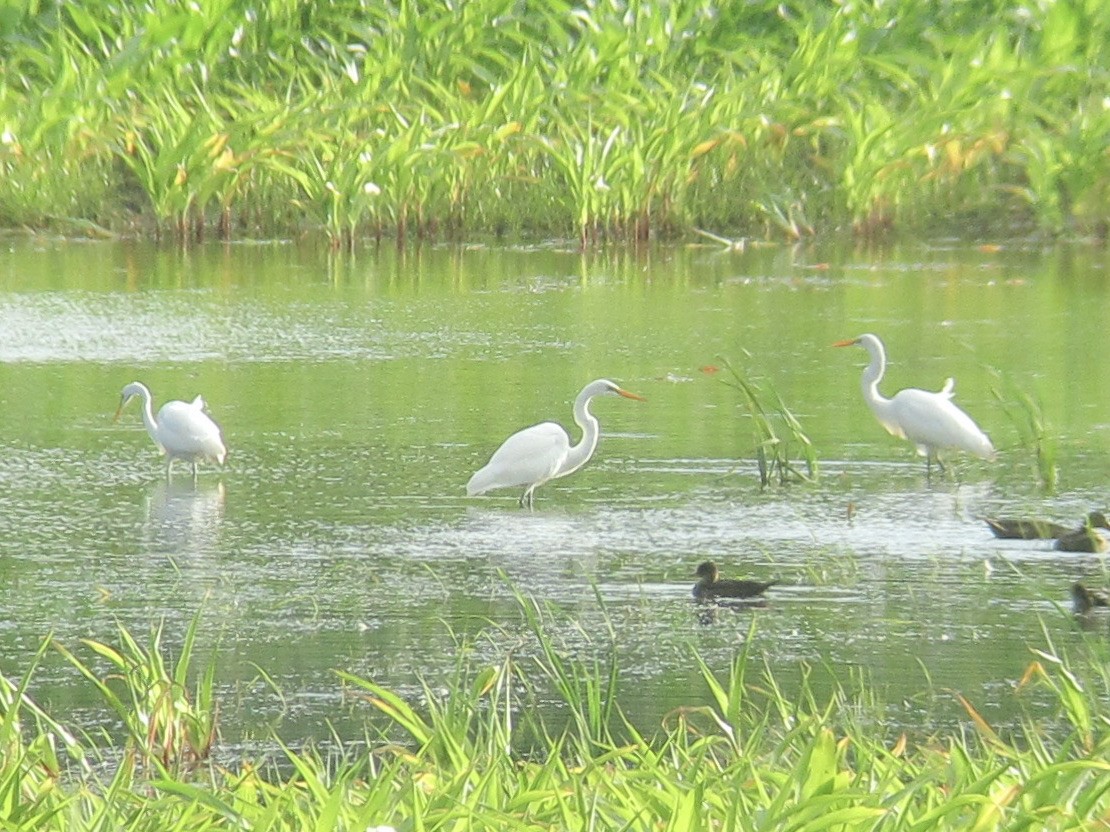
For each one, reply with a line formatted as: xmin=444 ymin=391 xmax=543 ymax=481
xmin=53 ymin=614 xmax=218 ymax=775
xmin=990 ymin=372 xmax=1059 ymax=494
xmin=0 ymin=638 xmax=87 ymax=829
xmin=0 ymin=0 xmax=1105 ymax=243
xmin=718 ymin=353 xmax=819 ymax=487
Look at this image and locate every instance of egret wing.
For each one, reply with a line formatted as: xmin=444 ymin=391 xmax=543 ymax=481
xmin=467 ymin=422 xmax=570 ymax=495
xmin=891 ymin=388 xmax=993 ymax=458
xmin=157 ymin=400 xmax=227 ymax=461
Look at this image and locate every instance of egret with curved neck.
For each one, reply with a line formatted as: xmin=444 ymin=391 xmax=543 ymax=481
xmin=466 ymin=378 xmax=645 ymax=507
xmin=115 ymin=381 xmax=227 ymax=480
xmin=833 ymin=333 xmax=993 ymax=473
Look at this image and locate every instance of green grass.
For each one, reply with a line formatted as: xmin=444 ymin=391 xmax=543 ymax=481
xmin=0 ymin=0 xmax=1106 ymax=245
xmin=54 ymin=613 xmax=219 ymax=776
xmin=4 ymin=598 xmax=1110 ymax=830
xmin=719 ymin=353 xmax=819 ymax=487
xmin=989 ymin=370 xmax=1059 ymax=495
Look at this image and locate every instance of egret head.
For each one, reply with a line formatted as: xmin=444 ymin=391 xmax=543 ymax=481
xmin=592 ymin=379 xmax=646 ymax=402
xmin=114 ymin=381 xmax=148 ymax=421
xmin=832 ymin=333 xmax=880 ymax=351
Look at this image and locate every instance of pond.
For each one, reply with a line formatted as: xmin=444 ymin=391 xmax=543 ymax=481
xmin=1 ymin=234 xmax=1108 ymax=754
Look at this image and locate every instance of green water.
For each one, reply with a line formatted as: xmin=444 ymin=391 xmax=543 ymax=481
xmin=1 ymin=235 xmax=1108 ymax=749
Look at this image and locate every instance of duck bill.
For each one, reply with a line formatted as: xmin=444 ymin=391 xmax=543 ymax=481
xmin=617 ymin=388 xmax=646 ymax=402
xmin=831 ymin=338 xmax=859 ymax=348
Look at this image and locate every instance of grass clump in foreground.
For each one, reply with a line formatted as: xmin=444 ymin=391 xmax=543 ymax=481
xmin=4 ymin=605 xmax=1110 ymax=830
xmin=0 ymin=0 xmax=1106 ymax=246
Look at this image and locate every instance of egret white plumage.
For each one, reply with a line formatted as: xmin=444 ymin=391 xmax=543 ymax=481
xmin=115 ymin=381 xmax=227 ymax=480
xmin=466 ymin=378 xmax=645 ymax=507
xmin=833 ymin=333 xmax=994 ymax=473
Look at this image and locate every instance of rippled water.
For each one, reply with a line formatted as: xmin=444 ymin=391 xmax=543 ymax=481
xmin=1 ymin=235 xmax=1108 ymax=748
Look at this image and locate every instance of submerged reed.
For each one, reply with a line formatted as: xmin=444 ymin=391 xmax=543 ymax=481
xmin=719 ymin=353 xmax=819 ymax=487
xmin=990 ymin=371 xmax=1059 ymax=494
xmin=0 ymin=0 xmax=1105 ymax=244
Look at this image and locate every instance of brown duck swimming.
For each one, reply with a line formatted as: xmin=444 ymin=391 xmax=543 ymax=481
xmin=693 ymin=561 xmax=777 ymax=601
xmin=984 ymin=517 xmax=1072 ymax=540
xmin=1071 ymin=582 xmax=1110 ymax=614
xmin=1053 ymin=512 xmax=1110 ymax=553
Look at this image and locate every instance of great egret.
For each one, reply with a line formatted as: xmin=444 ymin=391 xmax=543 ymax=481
xmin=833 ymin=333 xmax=994 ymax=472
xmin=466 ymin=378 xmax=645 ymax=507
xmin=692 ymin=561 xmax=777 ymax=601
xmin=115 ymin=381 xmax=227 ymax=480
xmin=1072 ymin=582 xmax=1110 ymax=614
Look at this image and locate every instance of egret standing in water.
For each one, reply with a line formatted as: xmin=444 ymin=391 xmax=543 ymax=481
xmin=833 ymin=333 xmax=994 ymax=473
xmin=466 ymin=378 xmax=645 ymax=507
xmin=115 ymin=381 xmax=227 ymax=480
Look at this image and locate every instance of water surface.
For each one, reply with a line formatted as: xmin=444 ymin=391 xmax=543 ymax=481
xmin=1 ymin=235 xmax=1108 ymax=749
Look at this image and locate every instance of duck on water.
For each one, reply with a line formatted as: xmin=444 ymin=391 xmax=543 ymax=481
xmin=692 ymin=561 xmax=777 ymax=601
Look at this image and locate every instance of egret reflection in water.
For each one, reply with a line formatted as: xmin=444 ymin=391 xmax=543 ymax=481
xmin=144 ymin=479 xmax=227 ymax=555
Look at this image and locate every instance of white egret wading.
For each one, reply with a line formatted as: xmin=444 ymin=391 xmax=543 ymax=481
xmin=833 ymin=333 xmax=993 ymax=473
xmin=115 ymin=381 xmax=227 ymax=480
xmin=466 ymin=379 xmax=645 ymax=507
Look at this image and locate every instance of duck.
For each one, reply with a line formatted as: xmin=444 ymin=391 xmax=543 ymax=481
xmin=1071 ymin=582 xmax=1110 ymax=614
xmin=1053 ymin=512 xmax=1110 ymax=554
xmin=692 ymin=561 xmax=777 ymax=601
xmin=984 ymin=517 xmax=1072 ymax=540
